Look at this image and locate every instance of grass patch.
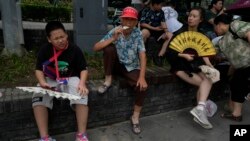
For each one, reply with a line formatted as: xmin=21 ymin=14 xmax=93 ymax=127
xmin=0 ymin=49 xmax=105 ymax=88
xmin=0 ymin=51 xmax=37 ymax=87
xmin=0 ymin=48 xmax=169 ymax=88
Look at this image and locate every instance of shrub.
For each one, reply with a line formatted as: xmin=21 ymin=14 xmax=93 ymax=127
xmin=21 ymin=0 xmax=72 ymax=22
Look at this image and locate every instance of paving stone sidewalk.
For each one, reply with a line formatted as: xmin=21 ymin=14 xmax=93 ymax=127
xmin=29 ymin=100 xmax=250 ymax=141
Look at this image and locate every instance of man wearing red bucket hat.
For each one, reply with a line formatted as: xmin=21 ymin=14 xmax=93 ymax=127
xmin=94 ymin=6 xmax=147 ymax=135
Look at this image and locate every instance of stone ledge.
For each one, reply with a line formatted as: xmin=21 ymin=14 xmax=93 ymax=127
xmin=119 ymin=66 xmax=176 ymax=89
xmin=0 ymin=69 xmax=230 ymax=141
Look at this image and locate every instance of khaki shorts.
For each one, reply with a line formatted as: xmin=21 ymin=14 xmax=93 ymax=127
xmin=32 ymin=77 xmax=88 ymax=109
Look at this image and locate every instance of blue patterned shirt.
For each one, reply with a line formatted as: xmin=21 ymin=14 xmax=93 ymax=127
xmin=101 ymin=27 xmax=145 ymax=72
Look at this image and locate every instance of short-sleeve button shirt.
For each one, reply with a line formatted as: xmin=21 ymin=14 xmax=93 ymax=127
xmin=218 ymin=20 xmax=250 ymax=69
xmin=101 ymin=27 xmax=146 ymax=72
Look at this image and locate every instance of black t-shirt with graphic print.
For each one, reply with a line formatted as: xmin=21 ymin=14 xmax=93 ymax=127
xmin=36 ymin=42 xmax=87 ymax=79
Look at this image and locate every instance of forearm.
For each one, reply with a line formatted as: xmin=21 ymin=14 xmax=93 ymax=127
xmin=93 ymin=37 xmax=115 ymax=52
xmin=218 ymin=7 xmax=226 ymax=15
xmin=140 ymin=23 xmax=155 ymax=30
xmin=203 ymin=57 xmax=213 ymax=67
xmin=178 ymin=53 xmax=186 ymax=58
xmin=79 ymin=70 xmax=88 ymax=86
xmin=178 ymin=53 xmax=194 ymax=61
xmin=35 ymin=70 xmax=46 ymax=85
xmin=161 ymin=22 xmax=168 ymax=32
xmin=139 ymin=52 xmax=147 ymax=79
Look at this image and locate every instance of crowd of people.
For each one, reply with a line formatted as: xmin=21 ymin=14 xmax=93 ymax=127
xmin=30 ymin=0 xmax=249 ymax=141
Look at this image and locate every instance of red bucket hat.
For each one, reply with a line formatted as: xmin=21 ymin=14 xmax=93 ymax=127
xmin=120 ymin=7 xmax=138 ymax=19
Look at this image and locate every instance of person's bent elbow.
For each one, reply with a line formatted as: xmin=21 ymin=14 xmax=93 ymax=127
xmin=93 ymin=43 xmax=102 ymax=52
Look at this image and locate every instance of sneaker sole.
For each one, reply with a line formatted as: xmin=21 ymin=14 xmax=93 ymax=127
xmin=193 ymin=117 xmax=213 ymax=129
xmin=190 ymin=109 xmax=213 ymax=129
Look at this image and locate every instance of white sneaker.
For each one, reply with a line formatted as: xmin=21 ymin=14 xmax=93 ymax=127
xmin=193 ymin=117 xmax=213 ymax=129
xmin=190 ymin=107 xmax=213 ymax=129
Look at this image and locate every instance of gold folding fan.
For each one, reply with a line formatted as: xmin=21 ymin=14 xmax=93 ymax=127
xmin=169 ymin=31 xmax=216 ymax=56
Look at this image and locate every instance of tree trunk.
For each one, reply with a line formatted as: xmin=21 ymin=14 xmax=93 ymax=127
xmin=1 ymin=0 xmax=26 ymax=57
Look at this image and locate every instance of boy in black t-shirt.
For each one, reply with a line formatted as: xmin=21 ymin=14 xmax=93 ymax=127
xmin=33 ymin=21 xmax=89 ymax=141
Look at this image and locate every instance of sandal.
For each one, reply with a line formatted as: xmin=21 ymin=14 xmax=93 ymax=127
xmin=97 ymin=84 xmax=111 ymax=94
xmin=130 ymin=117 xmax=141 ymax=135
xmin=221 ymin=112 xmax=243 ymax=122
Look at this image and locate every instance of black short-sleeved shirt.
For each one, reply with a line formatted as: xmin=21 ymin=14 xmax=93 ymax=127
xmin=140 ymin=7 xmax=166 ymax=39
xmin=202 ymin=9 xmax=218 ymax=33
xmin=166 ymin=25 xmax=205 ymax=74
xmin=36 ymin=42 xmax=87 ymax=79
xmin=140 ymin=7 xmax=165 ymax=27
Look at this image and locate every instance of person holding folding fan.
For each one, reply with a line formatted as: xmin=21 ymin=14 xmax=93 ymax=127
xmin=166 ymin=7 xmax=215 ymax=129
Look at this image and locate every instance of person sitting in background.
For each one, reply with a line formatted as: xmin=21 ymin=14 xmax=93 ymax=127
xmin=94 ymin=7 xmax=148 ymax=134
xmin=137 ymin=0 xmax=151 ymax=26
xmin=161 ymin=1 xmax=183 ymax=33
xmin=158 ymin=1 xmax=183 ymax=56
xmin=166 ymin=7 xmax=214 ymax=129
xmin=140 ymin=0 xmax=172 ymax=66
xmin=214 ymin=14 xmax=250 ymax=122
xmin=203 ymin=0 xmax=225 ymax=39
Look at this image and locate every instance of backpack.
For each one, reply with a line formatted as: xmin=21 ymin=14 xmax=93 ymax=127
xmin=228 ymin=25 xmax=248 ymax=42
